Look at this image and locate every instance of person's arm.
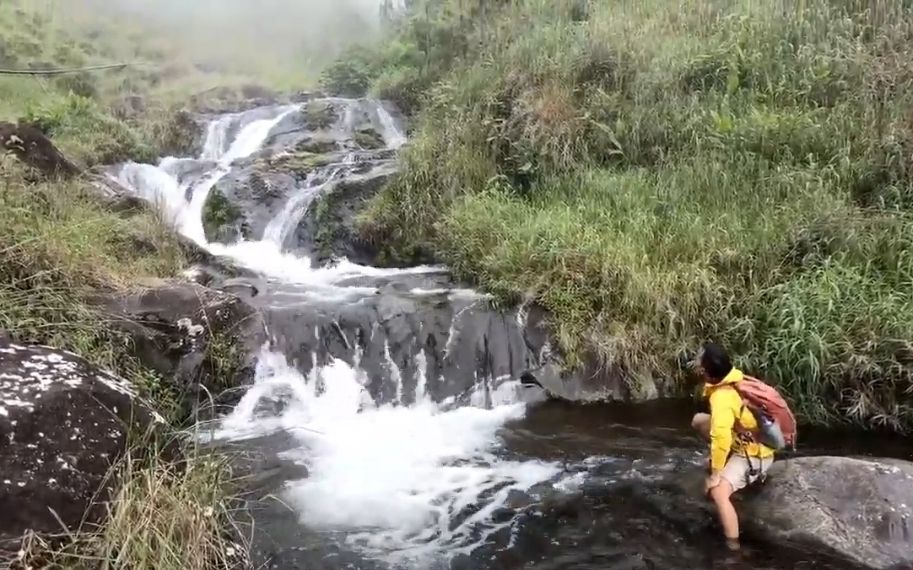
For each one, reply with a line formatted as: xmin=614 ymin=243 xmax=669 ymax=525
xmin=708 ymin=390 xmax=736 ymax=473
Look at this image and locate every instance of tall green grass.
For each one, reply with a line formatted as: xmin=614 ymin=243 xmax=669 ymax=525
xmin=352 ymin=0 xmax=913 ymax=430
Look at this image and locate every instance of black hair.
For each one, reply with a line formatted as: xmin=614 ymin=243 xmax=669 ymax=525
xmin=700 ymin=342 xmax=732 ymax=382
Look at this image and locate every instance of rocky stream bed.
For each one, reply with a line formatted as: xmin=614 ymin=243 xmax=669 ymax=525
xmin=1 ymin=94 xmax=912 ymax=570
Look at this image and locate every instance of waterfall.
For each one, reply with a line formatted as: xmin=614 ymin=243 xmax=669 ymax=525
xmin=375 ymin=100 xmax=407 ymax=149
xmin=214 ymin=349 xmax=558 ymax=563
xmin=113 ymin=97 xmax=559 ymax=568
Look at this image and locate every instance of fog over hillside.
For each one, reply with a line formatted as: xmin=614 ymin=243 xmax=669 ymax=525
xmin=71 ymin=0 xmax=385 ymax=73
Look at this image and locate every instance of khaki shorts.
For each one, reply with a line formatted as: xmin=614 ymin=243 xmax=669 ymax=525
xmin=720 ymin=454 xmax=774 ymax=492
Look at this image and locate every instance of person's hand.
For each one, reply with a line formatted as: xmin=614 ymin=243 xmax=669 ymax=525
xmin=704 ymin=473 xmax=722 ymax=495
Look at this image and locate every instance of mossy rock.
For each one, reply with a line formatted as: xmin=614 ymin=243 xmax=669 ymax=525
xmin=296 ymin=168 xmax=396 ymax=265
xmin=295 ymin=138 xmax=338 ymax=155
xmin=303 ymin=100 xmax=339 ymax=130
xmin=202 ymin=188 xmax=243 ymax=243
xmin=264 ymin=151 xmax=336 ymax=179
xmin=354 ymin=129 xmax=385 ymax=150
xmin=151 ymin=108 xmax=203 ymax=158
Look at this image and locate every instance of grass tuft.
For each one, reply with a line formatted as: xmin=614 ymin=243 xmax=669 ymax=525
xmin=17 ymin=434 xmax=247 ymax=570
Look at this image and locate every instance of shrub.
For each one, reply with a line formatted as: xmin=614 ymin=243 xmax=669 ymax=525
xmin=320 ymin=46 xmax=379 ymax=97
xmin=23 ymin=94 xmax=157 ymax=166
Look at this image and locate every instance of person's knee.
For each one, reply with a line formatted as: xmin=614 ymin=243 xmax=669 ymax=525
xmin=691 ymin=413 xmax=710 ymax=436
xmin=710 ymin=479 xmax=734 ymax=504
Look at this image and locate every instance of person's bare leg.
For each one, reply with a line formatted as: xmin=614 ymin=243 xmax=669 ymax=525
xmin=691 ymin=413 xmax=711 ymax=440
xmin=710 ymin=479 xmax=740 ymax=549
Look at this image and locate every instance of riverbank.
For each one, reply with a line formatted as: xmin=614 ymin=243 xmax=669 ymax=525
xmin=0 ymin=1 xmax=316 ymax=566
xmin=342 ymin=0 xmax=913 ymax=432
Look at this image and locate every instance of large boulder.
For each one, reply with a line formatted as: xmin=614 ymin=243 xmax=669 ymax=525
xmin=204 ymin=155 xmax=328 ymax=244
xmin=90 ymin=281 xmax=266 ymax=417
xmin=0 ymin=342 xmax=160 ymax=543
xmin=743 ymin=456 xmax=913 ymax=569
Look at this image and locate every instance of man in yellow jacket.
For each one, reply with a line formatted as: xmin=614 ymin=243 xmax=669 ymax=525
xmin=691 ymin=343 xmax=775 ymax=550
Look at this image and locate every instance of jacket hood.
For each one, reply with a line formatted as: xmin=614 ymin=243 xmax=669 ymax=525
xmin=702 ymin=367 xmax=743 ymax=397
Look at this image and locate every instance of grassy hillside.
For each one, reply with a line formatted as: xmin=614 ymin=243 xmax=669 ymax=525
xmin=339 ymin=0 xmax=913 ymax=431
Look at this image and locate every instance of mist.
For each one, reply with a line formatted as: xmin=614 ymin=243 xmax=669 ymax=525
xmin=73 ymin=0 xmax=387 ymax=78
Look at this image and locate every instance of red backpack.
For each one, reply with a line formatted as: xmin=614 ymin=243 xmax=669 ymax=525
xmin=733 ymin=375 xmax=798 ymax=450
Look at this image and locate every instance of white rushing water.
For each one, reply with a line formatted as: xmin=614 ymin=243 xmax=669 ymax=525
xmin=114 ymin=98 xmax=560 ymax=565
xmin=216 ymin=350 xmax=558 ymax=563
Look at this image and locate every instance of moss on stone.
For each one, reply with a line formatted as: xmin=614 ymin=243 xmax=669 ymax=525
xmin=296 ymin=138 xmax=338 ymax=155
xmin=303 ymin=100 xmax=338 ymax=130
xmin=201 ymin=188 xmax=241 ymax=242
xmin=354 ymin=128 xmax=385 ymax=150
xmin=261 ymin=151 xmax=335 ymax=179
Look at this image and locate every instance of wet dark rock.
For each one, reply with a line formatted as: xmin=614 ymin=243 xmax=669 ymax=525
xmin=264 ymin=99 xmax=390 ymax=154
xmin=743 ymin=456 xmax=913 ymax=570
xmin=258 ymin=280 xmax=553 ymax=406
xmin=0 ymin=121 xmax=80 ymax=177
xmin=0 ymin=341 xmax=160 ymax=542
xmin=511 ymin=307 xmax=674 ymax=403
xmin=89 ymin=281 xmax=266 ymax=418
xmin=205 ymin=161 xmax=300 ymax=243
xmin=293 ymin=162 xmax=397 ymax=265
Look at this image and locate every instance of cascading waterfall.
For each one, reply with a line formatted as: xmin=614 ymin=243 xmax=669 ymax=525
xmin=113 ymin=97 xmax=561 ymax=567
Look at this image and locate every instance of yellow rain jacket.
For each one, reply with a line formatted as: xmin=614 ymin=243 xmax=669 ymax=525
xmin=703 ymin=368 xmax=775 ymax=472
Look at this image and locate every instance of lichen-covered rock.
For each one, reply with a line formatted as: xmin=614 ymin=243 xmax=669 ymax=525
xmin=742 ymin=456 xmax=913 ymax=570
xmin=90 ymin=281 xmax=266 ymax=416
xmin=0 ymin=342 xmax=160 ymax=540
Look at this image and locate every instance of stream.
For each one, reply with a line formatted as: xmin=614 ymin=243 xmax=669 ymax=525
xmin=111 ymin=97 xmax=907 ymax=570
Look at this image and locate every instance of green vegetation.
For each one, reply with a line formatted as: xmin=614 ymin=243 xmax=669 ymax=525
xmin=263 ymin=151 xmax=336 ymax=178
xmin=345 ymin=0 xmax=913 ymax=431
xmin=20 ymin=438 xmax=243 ymax=570
xmin=202 ymin=188 xmax=243 ymax=243
xmin=354 ymin=128 xmax=386 ymax=150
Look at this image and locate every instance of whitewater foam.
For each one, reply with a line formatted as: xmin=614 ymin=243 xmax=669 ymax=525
xmin=215 ymin=350 xmax=560 ymax=564
xmin=113 ymin=97 xmax=560 ymax=566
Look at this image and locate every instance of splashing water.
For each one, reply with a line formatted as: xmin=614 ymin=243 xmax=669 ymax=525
xmin=114 ymin=97 xmax=562 ymax=566
xmin=215 ymin=350 xmax=560 ymax=565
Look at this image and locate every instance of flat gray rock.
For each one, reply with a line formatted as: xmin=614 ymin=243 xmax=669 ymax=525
xmin=743 ymin=455 xmax=913 ymax=569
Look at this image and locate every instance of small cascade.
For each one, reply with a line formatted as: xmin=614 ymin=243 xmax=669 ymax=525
xmin=375 ymin=100 xmax=407 ymax=149
xmin=112 ymin=96 xmax=561 ymax=569
xmin=199 ymin=114 xmax=232 ymax=161
xmin=114 ymin=105 xmax=296 ymax=245
xmin=261 ymin=168 xmax=342 ymax=248
xmin=214 ymin=349 xmax=559 ymax=564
